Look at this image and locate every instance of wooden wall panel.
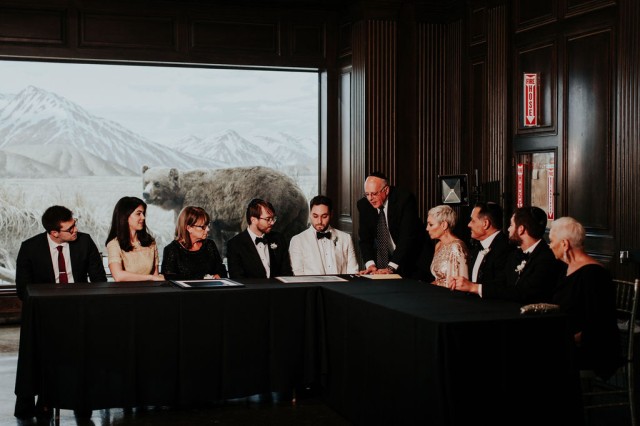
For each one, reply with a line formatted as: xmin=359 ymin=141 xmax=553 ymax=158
xmin=80 ymin=13 xmax=176 ymax=50
xmin=615 ymin=0 xmax=640 ymax=277
xmin=514 ymin=0 xmax=557 ymax=32
xmin=485 ymin=5 xmax=509 ymax=201
xmin=0 ymin=7 xmax=65 ymax=45
xmin=363 ymin=20 xmax=397 ymax=181
xmin=565 ymin=0 xmax=616 ymax=18
xmin=291 ymin=24 xmax=325 ymax=58
xmin=565 ymin=29 xmax=612 ymax=230
xmin=191 ymin=20 xmax=279 ymax=54
xmin=416 ymin=20 xmax=463 ymax=218
xmin=515 ymin=42 xmax=557 ymax=135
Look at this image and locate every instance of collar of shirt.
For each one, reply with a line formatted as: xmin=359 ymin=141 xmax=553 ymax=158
xmin=378 ymin=199 xmax=389 ymax=215
xmin=46 ymin=233 xmax=68 ymax=251
xmin=523 ymin=239 xmax=542 ymax=254
xmin=247 ymin=229 xmax=265 ymax=244
xmin=480 ymin=229 xmax=500 ymax=250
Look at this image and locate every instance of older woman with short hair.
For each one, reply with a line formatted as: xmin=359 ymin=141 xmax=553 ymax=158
xmin=549 ymin=216 xmax=620 ymax=378
xmin=161 ymin=206 xmax=227 ymax=280
xmin=426 ymin=205 xmax=469 ymax=287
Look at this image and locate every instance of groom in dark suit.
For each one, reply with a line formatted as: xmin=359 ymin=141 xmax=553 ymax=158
xmin=453 ymin=206 xmax=563 ymax=304
xmin=357 ymin=171 xmax=426 ymax=277
xmin=226 ymin=199 xmax=292 ymax=279
xmin=14 ymin=205 xmax=106 ymax=421
xmin=466 ymin=202 xmax=514 ymax=284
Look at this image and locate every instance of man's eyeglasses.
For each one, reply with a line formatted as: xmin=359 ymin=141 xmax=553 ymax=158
xmin=259 ymin=216 xmax=278 ymax=224
xmin=59 ymin=219 xmax=78 ymax=234
xmin=364 ymin=185 xmax=388 ymax=198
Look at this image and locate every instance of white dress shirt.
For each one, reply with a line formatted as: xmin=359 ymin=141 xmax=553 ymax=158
xmin=47 ymin=234 xmax=75 ymax=283
xmin=248 ymin=229 xmax=271 ymax=278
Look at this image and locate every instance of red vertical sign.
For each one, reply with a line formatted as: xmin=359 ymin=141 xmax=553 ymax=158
xmin=547 ymin=165 xmax=555 ymax=220
xmin=517 ymin=163 xmax=524 ymax=208
xmin=524 ymin=73 xmax=538 ymax=127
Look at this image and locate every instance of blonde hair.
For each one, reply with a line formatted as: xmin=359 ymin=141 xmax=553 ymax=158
xmin=550 ymin=216 xmax=585 ymax=250
xmin=428 ymin=205 xmax=457 ymax=229
xmin=175 ymin=206 xmax=210 ymax=249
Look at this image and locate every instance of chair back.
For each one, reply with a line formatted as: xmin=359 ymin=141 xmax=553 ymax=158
xmin=613 ymin=278 xmax=640 ymax=364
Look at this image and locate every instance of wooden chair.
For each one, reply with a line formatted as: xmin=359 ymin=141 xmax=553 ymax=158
xmin=582 ymin=278 xmax=639 ymax=426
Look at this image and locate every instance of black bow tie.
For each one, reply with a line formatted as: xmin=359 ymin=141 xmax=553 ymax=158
xmin=516 ymin=250 xmax=530 ymax=262
xmin=317 ymin=231 xmax=331 ymax=240
xmin=255 ymin=237 xmax=267 ymax=245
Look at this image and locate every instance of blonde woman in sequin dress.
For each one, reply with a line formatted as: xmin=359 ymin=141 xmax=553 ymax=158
xmin=426 ymin=205 xmax=469 ymax=287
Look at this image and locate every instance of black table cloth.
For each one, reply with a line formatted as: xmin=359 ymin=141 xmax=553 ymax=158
xmin=14 ymin=278 xmax=582 ymax=425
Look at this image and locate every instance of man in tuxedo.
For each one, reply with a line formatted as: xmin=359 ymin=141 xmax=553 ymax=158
xmin=452 ymin=206 xmax=563 ymax=304
xmin=289 ymin=195 xmax=358 ymax=275
xmin=226 ymin=198 xmax=292 ymax=279
xmin=357 ymin=171 xmax=425 ymax=277
xmin=466 ymin=202 xmax=514 ymax=284
xmin=14 ymin=205 xmax=106 ymax=421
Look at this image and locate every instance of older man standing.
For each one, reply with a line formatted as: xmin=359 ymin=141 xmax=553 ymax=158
xmin=357 ymin=171 xmax=425 ymax=277
xmin=289 ymin=195 xmax=358 ymax=275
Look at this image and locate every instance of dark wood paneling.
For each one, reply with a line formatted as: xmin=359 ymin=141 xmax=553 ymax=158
xmin=0 ymin=7 xmax=65 ymax=45
xmin=80 ymin=13 xmax=176 ymax=50
xmin=191 ymin=19 xmax=279 ymax=54
xmin=565 ymin=0 xmax=616 ymax=18
xmin=514 ymin=0 xmax=557 ymax=32
xmin=339 ymin=69 xmax=352 ymax=220
xmin=291 ymin=24 xmax=325 ymax=58
xmin=468 ymin=5 xmax=486 ymax=46
xmin=515 ymin=41 xmax=557 ymax=135
xmin=615 ymin=0 xmax=640 ymax=279
xmin=485 ymin=5 xmax=509 ymax=201
xmin=565 ymin=29 xmax=612 ymax=230
xmin=338 ymin=22 xmax=352 ymax=58
xmin=470 ymin=58 xmax=487 ymax=192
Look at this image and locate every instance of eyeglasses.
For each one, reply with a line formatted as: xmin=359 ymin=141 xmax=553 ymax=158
xmin=259 ymin=216 xmax=277 ymax=224
xmin=59 ymin=219 xmax=78 ymax=234
xmin=192 ymin=224 xmax=209 ymax=230
xmin=364 ymin=185 xmax=388 ymax=198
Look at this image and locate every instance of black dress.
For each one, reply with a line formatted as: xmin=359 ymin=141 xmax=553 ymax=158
xmin=552 ymin=263 xmax=621 ymax=378
xmin=161 ymin=239 xmax=227 ymax=280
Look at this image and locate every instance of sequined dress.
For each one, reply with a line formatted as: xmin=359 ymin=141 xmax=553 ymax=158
xmin=430 ymin=239 xmax=469 ymax=286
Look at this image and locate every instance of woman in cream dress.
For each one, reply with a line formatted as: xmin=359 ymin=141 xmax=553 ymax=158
xmin=106 ymin=196 xmax=164 ymax=282
xmin=426 ymin=205 xmax=469 ymax=287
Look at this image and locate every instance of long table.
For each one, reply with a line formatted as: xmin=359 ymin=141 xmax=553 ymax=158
xmin=15 ymin=278 xmax=582 ymax=425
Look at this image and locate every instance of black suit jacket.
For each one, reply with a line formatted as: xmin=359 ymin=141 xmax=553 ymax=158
xmin=482 ymin=239 xmax=563 ymax=304
xmin=357 ymin=186 xmax=425 ymax=277
xmin=15 ymin=232 xmax=106 ymax=300
xmin=226 ymin=230 xmax=292 ymax=279
xmin=470 ymin=231 xmax=514 ymax=284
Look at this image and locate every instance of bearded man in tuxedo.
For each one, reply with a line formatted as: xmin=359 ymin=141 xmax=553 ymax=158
xmin=226 ymin=198 xmax=292 ymax=279
xmin=452 ymin=206 xmax=563 ymax=304
xmin=289 ymin=195 xmax=358 ymax=275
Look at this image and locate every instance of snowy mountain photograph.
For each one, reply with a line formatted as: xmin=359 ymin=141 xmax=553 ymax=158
xmin=0 ymin=60 xmax=319 ymax=283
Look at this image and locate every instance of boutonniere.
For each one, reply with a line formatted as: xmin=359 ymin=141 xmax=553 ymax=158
xmin=479 ymin=247 xmax=491 ymax=256
xmin=515 ymin=260 xmax=527 ymax=274
xmin=333 ymin=235 xmax=338 ymax=247
xmin=270 ymin=242 xmax=278 ymax=250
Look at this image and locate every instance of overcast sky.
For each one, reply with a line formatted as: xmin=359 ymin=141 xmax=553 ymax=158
xmin=0 ymin=60 xmax=318 ymax=146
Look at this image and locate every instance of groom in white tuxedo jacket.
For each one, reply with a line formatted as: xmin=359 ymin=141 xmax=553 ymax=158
xmin=289 ymin=195 xmax=359 ymax=275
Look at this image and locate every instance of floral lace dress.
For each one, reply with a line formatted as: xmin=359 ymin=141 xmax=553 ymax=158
xmin=430 ymin=239 xmax=469 ymax=287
